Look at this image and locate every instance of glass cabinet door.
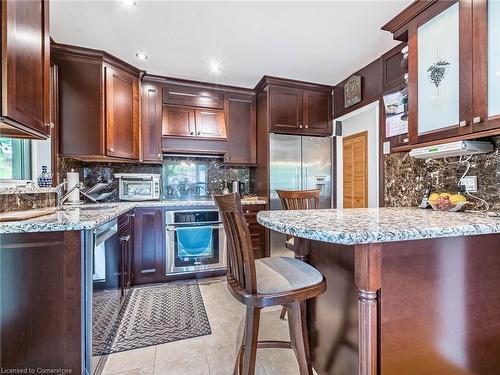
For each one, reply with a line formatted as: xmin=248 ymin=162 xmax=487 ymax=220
xmin=417 ymin=2 xmax=460 ymax=135
xmin=488 ymin=0 xmax=500 ymax=119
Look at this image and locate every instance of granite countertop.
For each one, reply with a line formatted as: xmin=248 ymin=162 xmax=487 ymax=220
xmin=0 ymin=198 xmax=267 ymax=234
xmin=257 ymin=207 xmax=500 ymax=245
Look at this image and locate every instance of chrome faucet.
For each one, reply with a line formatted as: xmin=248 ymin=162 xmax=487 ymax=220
xmin=55 ymin=180 xmax=83 ymax=210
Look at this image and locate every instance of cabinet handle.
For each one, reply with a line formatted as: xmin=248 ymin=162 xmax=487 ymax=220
xmin=127 ymin=213 xmax=135 ymax=218
xmin=45 ymin=122 xmax=55 ymax=128
xmin=120 ymin=235 xmax=130 ymax=242
xmin=473 ymin=116 xmax=482 ymax=124
xmin=459 ymin=120 xmax=468 ymax=128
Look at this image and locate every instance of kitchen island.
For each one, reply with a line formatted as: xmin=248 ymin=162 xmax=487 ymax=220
xmin=257 ymin=207 xmax=500 ymax=375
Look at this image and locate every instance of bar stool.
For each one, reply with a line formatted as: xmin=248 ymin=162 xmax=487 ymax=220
xmin=213 ymin=193 xmax=326 ymax=375
xmin=276 ymin=189 xmax=320 ymax=319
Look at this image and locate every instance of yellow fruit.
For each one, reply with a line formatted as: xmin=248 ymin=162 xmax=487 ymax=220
xmin=449 ymin=194 xmax=467 ymax=205
xmin=440 ymin=192 xmax=452 ymax=199
xmin=429 ymin=193 xmax=440 ymax=202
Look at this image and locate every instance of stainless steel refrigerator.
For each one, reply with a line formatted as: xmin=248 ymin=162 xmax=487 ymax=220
xmin=269 ymin=133 xmax=332 ymax=256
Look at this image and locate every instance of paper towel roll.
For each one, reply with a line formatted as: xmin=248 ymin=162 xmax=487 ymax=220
xmin=67 ymin=169 xmax=81 ymax=204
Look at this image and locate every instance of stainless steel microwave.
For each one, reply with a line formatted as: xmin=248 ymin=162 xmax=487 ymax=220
xmin=114 ymin=173 xmax=161 ymax=201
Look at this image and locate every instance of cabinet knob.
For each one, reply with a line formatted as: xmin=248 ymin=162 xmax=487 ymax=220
xmin=190 ymin=131 xmax=194 ymax=135
xmin=120 ymin=235 xmax=130 ymax=242
xmin=127 ymin=213 xmax=135 ymax=218
xmin=157 ymin=153 xmax=162 ymax=158
xmin=473 ymin=116 xmax=482 ymax=124
xmin=245 ymin=210 xmax=250 ymax=214
xmin=299 ymin=125 xmax=303 ymax=129
xmin=197 ymin=131 xmax=201 ymax=135
xmin=305 ymin=125 xmax=309 ymax=129
xmin=45 ymin=122 xmax=55 ymax=129
xmin=108 ymin=147 xmax=114 ymax=152
xmin=459 ymin=120 xmax=468 ymax=128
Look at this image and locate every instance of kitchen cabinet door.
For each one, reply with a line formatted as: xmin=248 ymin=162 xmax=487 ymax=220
xmin=409 ymin=1 xmax=473 ymax=144
xmin=133 ymin=208 xmax=164 ymax=285
xmin=141 ymin=83 xmax=163 ymax=162
xmin=162 ymin=105 xmax=195 ymax=137
xmin=1 ymin=0 xmax=50 ymax=138
xmin=194 ymin=108 xmax=227 ymax=139
xmin=269 ymin=86 xmax=303 ymax=133
xmin=471 ymin=0 xmax=500 ymax=132
xmin=105 ymin=65 xmax=140 ymax=160
xmin=224 ymin=94 xmax=256 ymax=165
xmin=303 ymin=90 xmax=332 ymax=135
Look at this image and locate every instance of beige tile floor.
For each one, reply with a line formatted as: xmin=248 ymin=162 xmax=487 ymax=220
xmin=103 ymin=276 xmax=315 ymax=375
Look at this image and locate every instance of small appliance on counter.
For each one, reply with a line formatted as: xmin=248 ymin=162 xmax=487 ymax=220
xmin=115 ymin=173 xmax=161 ymax=201
xmin=231 ymin=180 xmax=245 ymax=194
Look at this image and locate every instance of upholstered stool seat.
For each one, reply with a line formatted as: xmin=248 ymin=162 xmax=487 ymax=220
xmin=255 ymin=257 xmax=323 ymax=294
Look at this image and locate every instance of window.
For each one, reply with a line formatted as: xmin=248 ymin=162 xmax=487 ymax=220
xmin=0 ymin=137 xmax=32 ymax=180
xmin=163 ymin=159 xmax=209 ymax=199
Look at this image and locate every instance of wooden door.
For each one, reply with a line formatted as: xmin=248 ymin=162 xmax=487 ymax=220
xmin=105 ymin=65 xmax=139 ymax=159
xmin=269 ymin=86 xmax=303 ymax=133
xmin=343 ymin=131 xmax=368 ymax=208
xmin=133 ymin=208 xmax=164 ymax=285
xmin=141 ymin=84 xmax=163 ymax=162
xmin=224 ymin=94 xmax=256 ymax=165
xmin=1 ymin=0 xmax=50 ymax=137
xmin=303 ymin=90 xmax=332 ymax=135
xmin=162 ymin=105 xmax=195 ymax=137
xmin=194 ymin=109 xmax=227 ymax=138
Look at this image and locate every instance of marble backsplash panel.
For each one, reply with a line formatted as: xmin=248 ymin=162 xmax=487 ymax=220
xmin=0 ymin=191 xmax=56 ymax=213
xmin=59 ymin=156 xmax=254 ymax=201
xmin=384 ymin=137 xmax=500 ymax=211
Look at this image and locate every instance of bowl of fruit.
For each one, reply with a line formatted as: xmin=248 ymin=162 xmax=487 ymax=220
xmin=428 ymin=192 xmax=468 ymax=212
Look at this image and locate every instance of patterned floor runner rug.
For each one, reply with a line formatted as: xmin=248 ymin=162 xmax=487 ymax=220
xmin=93 ymin=280 xmax=212 ymax=355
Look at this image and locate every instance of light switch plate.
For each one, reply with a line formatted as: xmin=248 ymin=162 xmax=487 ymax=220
xmin=383 ymin=141 xmax=391 ymax=155
xmin=460 ymin=176 xmax=478 ymax=193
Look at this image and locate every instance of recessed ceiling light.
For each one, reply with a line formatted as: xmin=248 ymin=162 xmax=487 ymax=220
xmin=209 ymin=60 xmax=222 ymax=74
xmin=135 ymin=52 xmax=148 ymax=61
xmin=121 ymin=0 xmax=136 ymax=8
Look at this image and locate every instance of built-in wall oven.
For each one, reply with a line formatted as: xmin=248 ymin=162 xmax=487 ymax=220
xmin=165 ymin=210 xmax=227 ymax=274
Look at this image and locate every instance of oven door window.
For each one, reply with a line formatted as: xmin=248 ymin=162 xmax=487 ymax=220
xmin=174 ymin=226 xmax=220 ymax=267
xmin=122 ymin=180 xmax=152 ymax=198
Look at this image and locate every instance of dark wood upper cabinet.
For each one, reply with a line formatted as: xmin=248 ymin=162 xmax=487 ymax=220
xmin=52 ymin=44 xmax=142 ymax=161
xmin=194 ymin=109 xmax=227 ymax=139
xmin=383 ymin=0 xmax=500 ymax=148
xmin=224 ymin=93 xmax=256 ymax=165
xmin=133 ymin=208 xmax=164 ymax=285
xmin=0 ymin=0 xmax=50 ymax=139
xmin=104 ymin=65 xmax=140 ymax=159
xmin=303 ymin=90 xmax=331 ymax=133
xmin=162 ymin=105 xmax=195 ymax=137
xmin=269 ymin=86 xmax=303 ymax=132
xmin=141 ymin=83 xmax=163 ymax=163
xmin=163 ymin=84 xmax=224 ymax=109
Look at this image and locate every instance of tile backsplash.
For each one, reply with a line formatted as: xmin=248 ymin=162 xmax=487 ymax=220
xmin=58 ymin=156 xmax=253 ymax=201
xmin=384 ymin=137 xmax=500 ymax=211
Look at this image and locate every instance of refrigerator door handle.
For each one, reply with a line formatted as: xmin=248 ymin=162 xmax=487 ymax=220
xmin=305 ymin=167 xmax=308 ymax=190
xmin=296 ymin=167 xmax=300 ymax=190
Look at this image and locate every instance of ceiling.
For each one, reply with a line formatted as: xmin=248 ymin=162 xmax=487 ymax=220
xmin=50 ymin=0 xmax=411 ymax=89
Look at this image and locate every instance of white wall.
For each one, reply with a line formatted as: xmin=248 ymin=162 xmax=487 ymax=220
xmin=335 ymin=101 xmax=379 ymax=208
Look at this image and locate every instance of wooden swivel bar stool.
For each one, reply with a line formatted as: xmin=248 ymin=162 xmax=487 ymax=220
xmin=276 ymin=189 xmax=320 ymax=319
xmin=213 ymin=193 xmax=326 ymax=375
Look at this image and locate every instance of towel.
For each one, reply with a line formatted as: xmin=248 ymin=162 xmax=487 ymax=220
xmin=177 ymin=226 xmax=213 ymax=258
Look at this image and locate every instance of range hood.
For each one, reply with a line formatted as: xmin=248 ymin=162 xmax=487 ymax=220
xmin=409 ymin=140 xmax=494 ymax=159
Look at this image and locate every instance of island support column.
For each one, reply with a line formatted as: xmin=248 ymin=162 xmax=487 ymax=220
xmin=354 ymin=244 xmax=382 ymax=375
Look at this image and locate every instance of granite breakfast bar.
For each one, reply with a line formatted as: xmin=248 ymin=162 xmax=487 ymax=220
xmin=257 ymin=208 xmax=500 ymax=375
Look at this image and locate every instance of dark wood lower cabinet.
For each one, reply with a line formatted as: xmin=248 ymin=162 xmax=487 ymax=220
xmin=0 ymin=231 xmax=82 ymax=372
xmin=243 ymin=204 xmax=268 ymax=259
xmin=132 ymin=208 xmax=165 ymax=285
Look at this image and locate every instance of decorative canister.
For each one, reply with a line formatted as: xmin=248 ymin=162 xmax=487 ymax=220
xmin=37 ymin=165 xmax=53 ymax=187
